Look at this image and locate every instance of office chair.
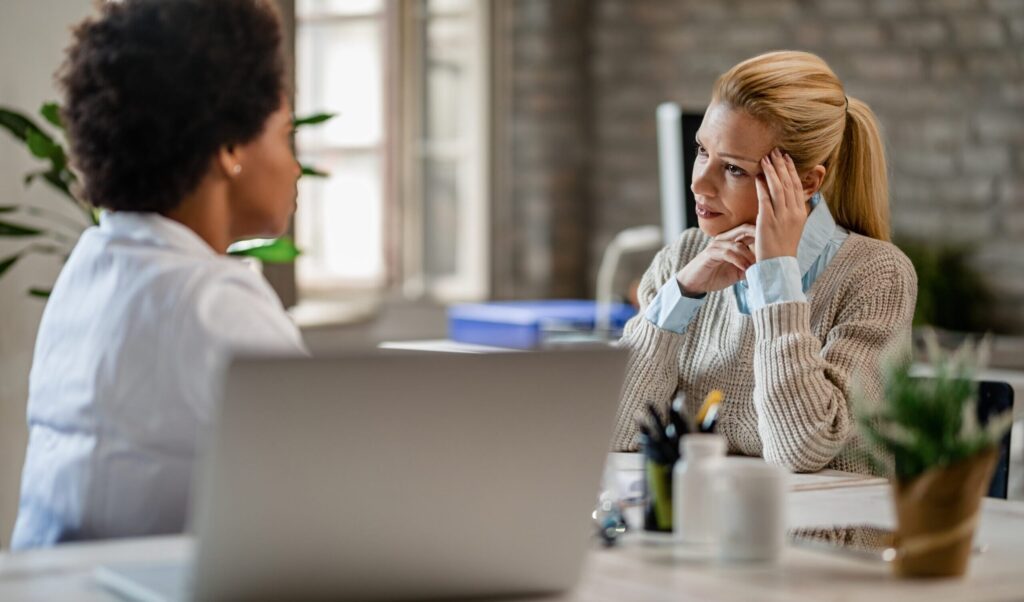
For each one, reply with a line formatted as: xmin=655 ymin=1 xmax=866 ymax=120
xmin=978 ymin=381 xmax=1014 ymax=499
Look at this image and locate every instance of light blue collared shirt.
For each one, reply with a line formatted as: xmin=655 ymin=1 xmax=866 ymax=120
xmin=645 ymin=193 xmax=849 ymax=333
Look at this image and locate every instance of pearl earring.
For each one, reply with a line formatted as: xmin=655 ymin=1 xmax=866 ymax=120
xmin=232 ymin=164 xmax=242 ymax=176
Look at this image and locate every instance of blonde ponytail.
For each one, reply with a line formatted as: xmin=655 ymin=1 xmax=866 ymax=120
xmin=823 ymin=98 xmax=890 ymax=241
xmin=712 ymin=51 xmax=891 ymax=241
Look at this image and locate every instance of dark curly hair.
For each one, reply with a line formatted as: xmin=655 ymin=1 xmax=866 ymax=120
xmin=60 ymin=0 xmax=286 ymax=213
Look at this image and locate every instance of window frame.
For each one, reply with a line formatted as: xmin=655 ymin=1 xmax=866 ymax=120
xmin=288 ymin=0 xmax=491 ymax=306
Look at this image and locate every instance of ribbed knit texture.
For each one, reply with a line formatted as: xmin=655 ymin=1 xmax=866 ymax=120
xmin=613 ymin=228 xmax=917 ymax=474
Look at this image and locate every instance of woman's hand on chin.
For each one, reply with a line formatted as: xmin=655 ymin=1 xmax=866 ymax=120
xmin=675 ymin=223 xmax=756 ymax=296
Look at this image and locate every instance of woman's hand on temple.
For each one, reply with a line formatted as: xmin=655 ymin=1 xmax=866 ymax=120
xmin=675 ymin=223 xmax=756 ymax=296
xmin=755 ymin=148 xmax=809 ymax=262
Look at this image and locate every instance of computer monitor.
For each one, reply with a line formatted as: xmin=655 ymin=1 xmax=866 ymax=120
xmin=656 ymin=102 xmax=704 ymax=245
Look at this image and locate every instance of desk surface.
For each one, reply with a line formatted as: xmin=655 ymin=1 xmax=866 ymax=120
xmin=2 ymin=471 xmax=1021 ymax=602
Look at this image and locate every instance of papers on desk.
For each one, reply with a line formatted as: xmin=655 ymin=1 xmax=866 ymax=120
xmin=606 ymin=452 xmax=887 ymax=497
xmin=378 ymin=339 xmax=524 ymax=354
xmin=788 ymin=471 xmax=888 ymax=491
xmin=607 ymin=452 xmax=644 ymax=471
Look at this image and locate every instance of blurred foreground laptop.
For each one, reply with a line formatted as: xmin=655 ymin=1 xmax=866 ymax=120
xmin=95 ymin=347 xmax=627 ymax=601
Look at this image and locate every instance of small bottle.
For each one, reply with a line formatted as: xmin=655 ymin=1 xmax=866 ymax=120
xmin=673 ymin=433 xmax=726 ymax=544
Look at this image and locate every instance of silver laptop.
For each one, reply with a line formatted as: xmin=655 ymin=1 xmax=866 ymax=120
xmin=96 ymin=347 xmax=627 ymax=601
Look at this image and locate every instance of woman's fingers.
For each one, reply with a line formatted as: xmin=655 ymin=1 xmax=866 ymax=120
xmin=763 ymin=149 xmax=792 ymax=211
xmin=735 ymin=240 xmax=756 ymax=265
xmin=710 ymin=242 xmax=754 ymax=271
xmin=715 ymin=222 xmax=756 ymax=242
xmin=755 ymin=174 xmax=773 ymax=221
xmin=783 ymin=153 xmax=803 ymax=208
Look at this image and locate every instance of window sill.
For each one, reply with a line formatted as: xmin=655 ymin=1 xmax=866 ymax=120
xmin=289 ymin=296 xmax=380 ymax=330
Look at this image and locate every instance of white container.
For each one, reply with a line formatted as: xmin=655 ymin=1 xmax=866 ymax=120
xmin=673 ymin=434 xmax=727 ymax=544
xmin=714 ymin=458 xmax=786 ymax=563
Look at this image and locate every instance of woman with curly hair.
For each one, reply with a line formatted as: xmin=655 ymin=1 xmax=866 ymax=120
xmin=613 ymin=51 xmax=917 ymax=474
xmin=11 ymin=0 xmax=306 ymax=549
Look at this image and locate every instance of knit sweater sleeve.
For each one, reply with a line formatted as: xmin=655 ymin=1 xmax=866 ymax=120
xmin=750 ymin=245 xmax=917 ymax=472
xmin=612 ymin=229 xmax=708 ymax=451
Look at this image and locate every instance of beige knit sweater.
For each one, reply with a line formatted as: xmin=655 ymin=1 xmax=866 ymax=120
xmin=613 ymin=228 xmax=917 ymax=474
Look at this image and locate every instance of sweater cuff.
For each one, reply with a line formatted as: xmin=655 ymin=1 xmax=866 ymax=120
xmin=751 ymin=300 xmax=812 ymax=340
xmin=624 ymin=310 xmax=688 ymax=363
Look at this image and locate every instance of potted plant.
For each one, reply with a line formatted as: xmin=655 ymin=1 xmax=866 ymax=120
xmin=0 ymin=102 xmax=332 ymax=296
xmin=859 ymin=332 xmax=1013 ymax=578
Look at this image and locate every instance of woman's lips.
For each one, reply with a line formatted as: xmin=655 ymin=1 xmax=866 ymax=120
xmin=695 ymin=203 xmax=723 ymax=219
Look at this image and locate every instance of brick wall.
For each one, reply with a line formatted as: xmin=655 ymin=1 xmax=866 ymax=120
xmin=491 ymin=0 xmax=592 ymax=300
xmin=497 ymin=0 xmax=1024 ymax=331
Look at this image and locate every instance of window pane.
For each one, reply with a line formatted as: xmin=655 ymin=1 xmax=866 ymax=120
xmin=423 ymin=158 xmax=458 ymax=277
xmin=422 ymin=18 xmax=469 ymax=142
xmin=297 ymin=0 xmax=382 ymax=17
xmin=297 ymin=20 xmax=382 ymax=148
xmin=296 ymin=154 xmax=384 ymax=284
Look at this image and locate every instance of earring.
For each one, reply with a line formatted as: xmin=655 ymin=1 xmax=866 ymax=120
xmin=232 ymin=164 xmax=243 ymax=176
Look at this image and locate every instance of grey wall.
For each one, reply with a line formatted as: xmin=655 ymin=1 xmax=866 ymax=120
xmin=498 ymin=0 xmax=1024 ymax=330
xmin=0 ymin=0 xmax=94 ymax=543
xmin=491 ymin=0 xmax=593 ymax=300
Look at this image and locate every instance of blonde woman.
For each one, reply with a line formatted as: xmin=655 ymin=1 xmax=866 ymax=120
xmin=613 ymin=51 xmax=917 ymax=473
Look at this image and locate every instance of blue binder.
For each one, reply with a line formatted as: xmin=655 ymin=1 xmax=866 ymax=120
xmin=448 ymin=300 xmax=637 ymax=349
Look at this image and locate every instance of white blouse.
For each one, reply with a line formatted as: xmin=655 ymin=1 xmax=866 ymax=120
xmin=11 ymin=211 xmax=307 ymax=549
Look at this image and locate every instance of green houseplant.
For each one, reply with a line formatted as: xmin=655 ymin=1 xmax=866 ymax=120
xmin=895 ymin=238 xmax=1001 ymax=333
xmin=0 ymin=102 xmax=333 ymax=296
xmin=859 ymin=332 xmax=1013 ymax=578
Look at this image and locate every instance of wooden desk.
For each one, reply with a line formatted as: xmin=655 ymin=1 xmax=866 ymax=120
xmin=2 ymin=475 xmax=1021 ymax=601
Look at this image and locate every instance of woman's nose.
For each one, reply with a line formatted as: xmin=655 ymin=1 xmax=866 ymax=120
xmin=691 ymin=161 xmax=714 ymax=198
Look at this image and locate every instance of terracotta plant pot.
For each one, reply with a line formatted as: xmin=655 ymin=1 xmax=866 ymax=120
xmin=892 ymin=447 xmax=998 ymax=578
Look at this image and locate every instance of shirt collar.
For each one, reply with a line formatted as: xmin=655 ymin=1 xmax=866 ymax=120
xmin=99 ymin=211 xmax=218 ymax=259
xmin=795 ymin=192 xmax=837 ymax=275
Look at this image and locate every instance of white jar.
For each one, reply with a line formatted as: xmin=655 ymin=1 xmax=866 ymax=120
xmin=673 ymin=434 xmax=727 ymax=544
xmin=714 ymin=458 xmax=786 ymax=563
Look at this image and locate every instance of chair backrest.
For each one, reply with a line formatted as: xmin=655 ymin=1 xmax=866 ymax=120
xmin=978 ymin=381 xmax=1014 ymax=499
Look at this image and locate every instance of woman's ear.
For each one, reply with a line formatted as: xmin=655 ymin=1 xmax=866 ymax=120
xmin=802 ymin=165 xmax=826 ymax=200
xmin=216 ymin=144 xmax=244 ymax=179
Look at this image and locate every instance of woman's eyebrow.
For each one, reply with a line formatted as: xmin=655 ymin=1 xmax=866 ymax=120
xmin=695 ymin=134 xmax=759 ymax=164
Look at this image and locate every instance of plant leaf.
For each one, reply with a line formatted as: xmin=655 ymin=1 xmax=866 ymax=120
xmin=859 ymin=333 xmax=1002 ymax=480
xmin=983 ymin=411 xmax=1014 ymax=442
xmin=40 ymin=102 xmax=63 ymax=129
xmin=0 ymin=254 xmax=21 ymax=277
xmin=40 ymin=170 xmax=88 ymax=221
xmin=0 ymin=107 xmax=43 ymax=142
xmin=28 ymin=287 xmax=51 ymax=299
xmin=293 ymin=112 xmax=337 ymax=128
xmin=0 ymin=219 xmax=44 ymax=236
xmin=24 ymin=170 xmax=48 ymax=187
xmin=26 ymin=129 xmax=57 ymax=160
xmin=300 ymin=164 xmax=329 ymax=178
xmin=227 ymin=237 xmax=301 ymax=264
